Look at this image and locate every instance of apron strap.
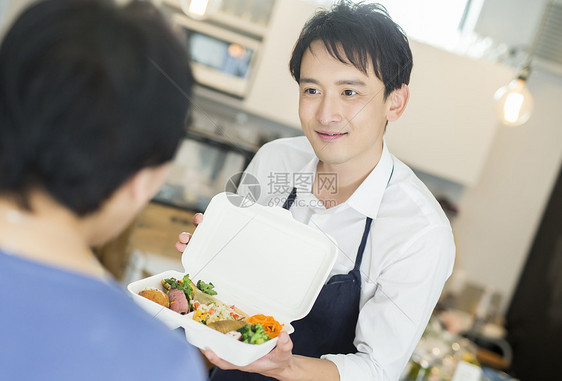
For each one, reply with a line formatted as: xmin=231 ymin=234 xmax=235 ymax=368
xmin=282 ymin=187 xmax=298 ymax=210
xmin=354 ymin=217 xmax=373 ymax=271
xmin=352 ymin=162 xmax=393 ymax=271
xmin=282 ymin=186 xmax=372 ymax=272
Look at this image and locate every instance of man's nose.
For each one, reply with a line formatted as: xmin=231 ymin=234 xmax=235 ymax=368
xmin=316 ymin=94 xmax=342 ymax=126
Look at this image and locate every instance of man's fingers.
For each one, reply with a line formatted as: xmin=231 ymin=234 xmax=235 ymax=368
xmin=193 ymin=213 xmax=204 ymax=226
xmin=273 ymin=331 xmax=293 ymax=358
xmin=176 ymin=230 xmax=195 ymax=253
xmin=202 ymin=350 xmax=235 ymax=370
xmin=175 ymin=242 xmax=187 ymax=253
xmin=202 ymin=350 xmax=216 ymax=364
xmin=178 ymin=231 xmax=192 ymax=243
xmin=277 ymin=331 xmax=290 ymax=346
xmin=175 ymin=214 xmax=203 ymax=255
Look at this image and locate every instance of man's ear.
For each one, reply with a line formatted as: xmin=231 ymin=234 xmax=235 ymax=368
xmin=123 ymin=170 xmax=152 ymax=211
xmin=386 ymin=84 xmax=410 ymax=122
xmin=125 ymin=163 xmax=170 ymax=208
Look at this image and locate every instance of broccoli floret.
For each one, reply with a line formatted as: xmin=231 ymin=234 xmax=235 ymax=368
xmin=237 ymin=324 xmax=270 ymax=344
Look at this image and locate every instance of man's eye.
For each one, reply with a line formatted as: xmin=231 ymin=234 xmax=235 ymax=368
xmin=304 ymin=88 xmax=319 ymax=95
xmin=343 ymin=89 xmax=357 ymax=96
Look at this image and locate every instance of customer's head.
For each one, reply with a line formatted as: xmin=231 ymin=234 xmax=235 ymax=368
xmin=289 ymin=0 xmax=412 ymax=100
xmin=0 ymin=0 xmax=193 ymax=218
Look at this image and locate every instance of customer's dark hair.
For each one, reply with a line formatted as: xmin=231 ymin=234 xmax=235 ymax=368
xmin=0 ymin=0 xmax=193 ymax=216
xmin=289 ymin=0 xmax=412 ymax=99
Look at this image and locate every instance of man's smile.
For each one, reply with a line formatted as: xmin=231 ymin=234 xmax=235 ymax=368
xmin=316 ymin=130 xmax=348 ymax=142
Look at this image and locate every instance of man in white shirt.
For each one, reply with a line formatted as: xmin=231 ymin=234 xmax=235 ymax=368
xmin=178 ymin=2 xmax=455 ymax=380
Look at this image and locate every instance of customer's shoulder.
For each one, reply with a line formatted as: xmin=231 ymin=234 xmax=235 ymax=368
xmin=88 ymin=288 xmax=206 ymax=378
xmin=65 ymin=282 xmax=206 ymax=378
xmin=0 ymin=259 xmax=206 ymax=380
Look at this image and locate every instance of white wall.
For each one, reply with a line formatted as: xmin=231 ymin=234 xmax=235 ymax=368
xmin=452 ymin=69 xmax=562 ymax=313
xmin=473 ymin=0 xmax=547 ymax=48
xmin=385 ymin=40 xmax=514 ymax=187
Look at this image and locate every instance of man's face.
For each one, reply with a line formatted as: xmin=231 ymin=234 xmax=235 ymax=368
xmin=298 ymin=40 xmax=391 ymax=168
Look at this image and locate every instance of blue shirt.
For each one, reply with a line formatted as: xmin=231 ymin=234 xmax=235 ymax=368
xmin=0 ymin=250 xmax=207 ymax=381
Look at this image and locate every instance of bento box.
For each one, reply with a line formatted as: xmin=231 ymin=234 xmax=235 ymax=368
xmin=128 ymin=192 xmax=338 ymax=366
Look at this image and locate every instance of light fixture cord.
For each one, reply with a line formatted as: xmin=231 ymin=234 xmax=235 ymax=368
xmin=520 ymin=0 xmax=555 ymax=79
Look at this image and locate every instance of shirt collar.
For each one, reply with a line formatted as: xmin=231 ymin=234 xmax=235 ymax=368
xmin=293 ymin=153 xmax=319 ymax=193
xmin=291 ymin=140 xmax=394 ymax=219
xmin=347 ymin=141 xmax=394 ymax=220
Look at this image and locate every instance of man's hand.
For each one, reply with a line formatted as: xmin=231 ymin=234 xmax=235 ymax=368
xmin=203 ymin=331 xmax=294 ymax=380
xmin=175 ymin=213 xmax=204 ymax=253
xmin=203 ymin=332 xmax=340 ymax=381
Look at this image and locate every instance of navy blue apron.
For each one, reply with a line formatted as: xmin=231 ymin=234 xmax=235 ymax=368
xmin=210 ymin=187 xmax=372 ymax=380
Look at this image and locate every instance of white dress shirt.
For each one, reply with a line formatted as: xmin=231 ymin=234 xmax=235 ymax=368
xmin=240 ymin=136 xmax=455 ymax=381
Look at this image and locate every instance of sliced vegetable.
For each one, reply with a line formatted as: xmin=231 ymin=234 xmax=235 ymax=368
xmin=247 ymin=314 xmax=284 ymax=339
xmin=197 ymin=280 xmax=217 ymax=295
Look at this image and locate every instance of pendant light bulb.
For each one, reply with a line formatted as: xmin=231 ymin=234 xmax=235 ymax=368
xmin=494 ymin=77 xmax=534 ymax=127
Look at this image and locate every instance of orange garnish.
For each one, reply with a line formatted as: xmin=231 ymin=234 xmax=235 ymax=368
xmin=248 ymin=314 xmax=284 ymax=339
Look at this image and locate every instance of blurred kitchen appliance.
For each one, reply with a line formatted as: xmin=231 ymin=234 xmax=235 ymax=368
xmin=161 ymin=0 xmax=276 ymax=35
xmin=152 ymin=129 xmax=255 ymax=213
xmin=170 ymin=11 xmax=261 ymax=98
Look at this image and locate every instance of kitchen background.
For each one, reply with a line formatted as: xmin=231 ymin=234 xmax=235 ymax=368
xmin=2 ymin=0 xmax=561 ymax=379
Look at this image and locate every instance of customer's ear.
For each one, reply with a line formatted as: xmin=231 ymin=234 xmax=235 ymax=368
xmin=127 ymin=163 xmax=171 ymax=207
xmin=127 ymin=170 xmax=151 ymax=207
xmin=86 ymin=166 xmax=167 ymax=248
xmin=386 ymin=84 xmax=409 ymax=122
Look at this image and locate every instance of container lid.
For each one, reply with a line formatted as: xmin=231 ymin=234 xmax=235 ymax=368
xmin=182 ymin=192 xmax=338 ymax=324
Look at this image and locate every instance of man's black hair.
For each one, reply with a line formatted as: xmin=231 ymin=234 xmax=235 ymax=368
xmin=289 ymin=0 xmax=413 ymax=99
xmin=0 ymin=0 xmax=194 ymax=216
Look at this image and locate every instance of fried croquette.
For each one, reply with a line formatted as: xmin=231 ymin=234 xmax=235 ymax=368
xmin=138 ymin=288 xmax=169 ymax=308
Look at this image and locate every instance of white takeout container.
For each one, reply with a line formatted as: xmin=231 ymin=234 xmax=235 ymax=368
xmin=128 ymin=192 xmax=338 ymax=366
